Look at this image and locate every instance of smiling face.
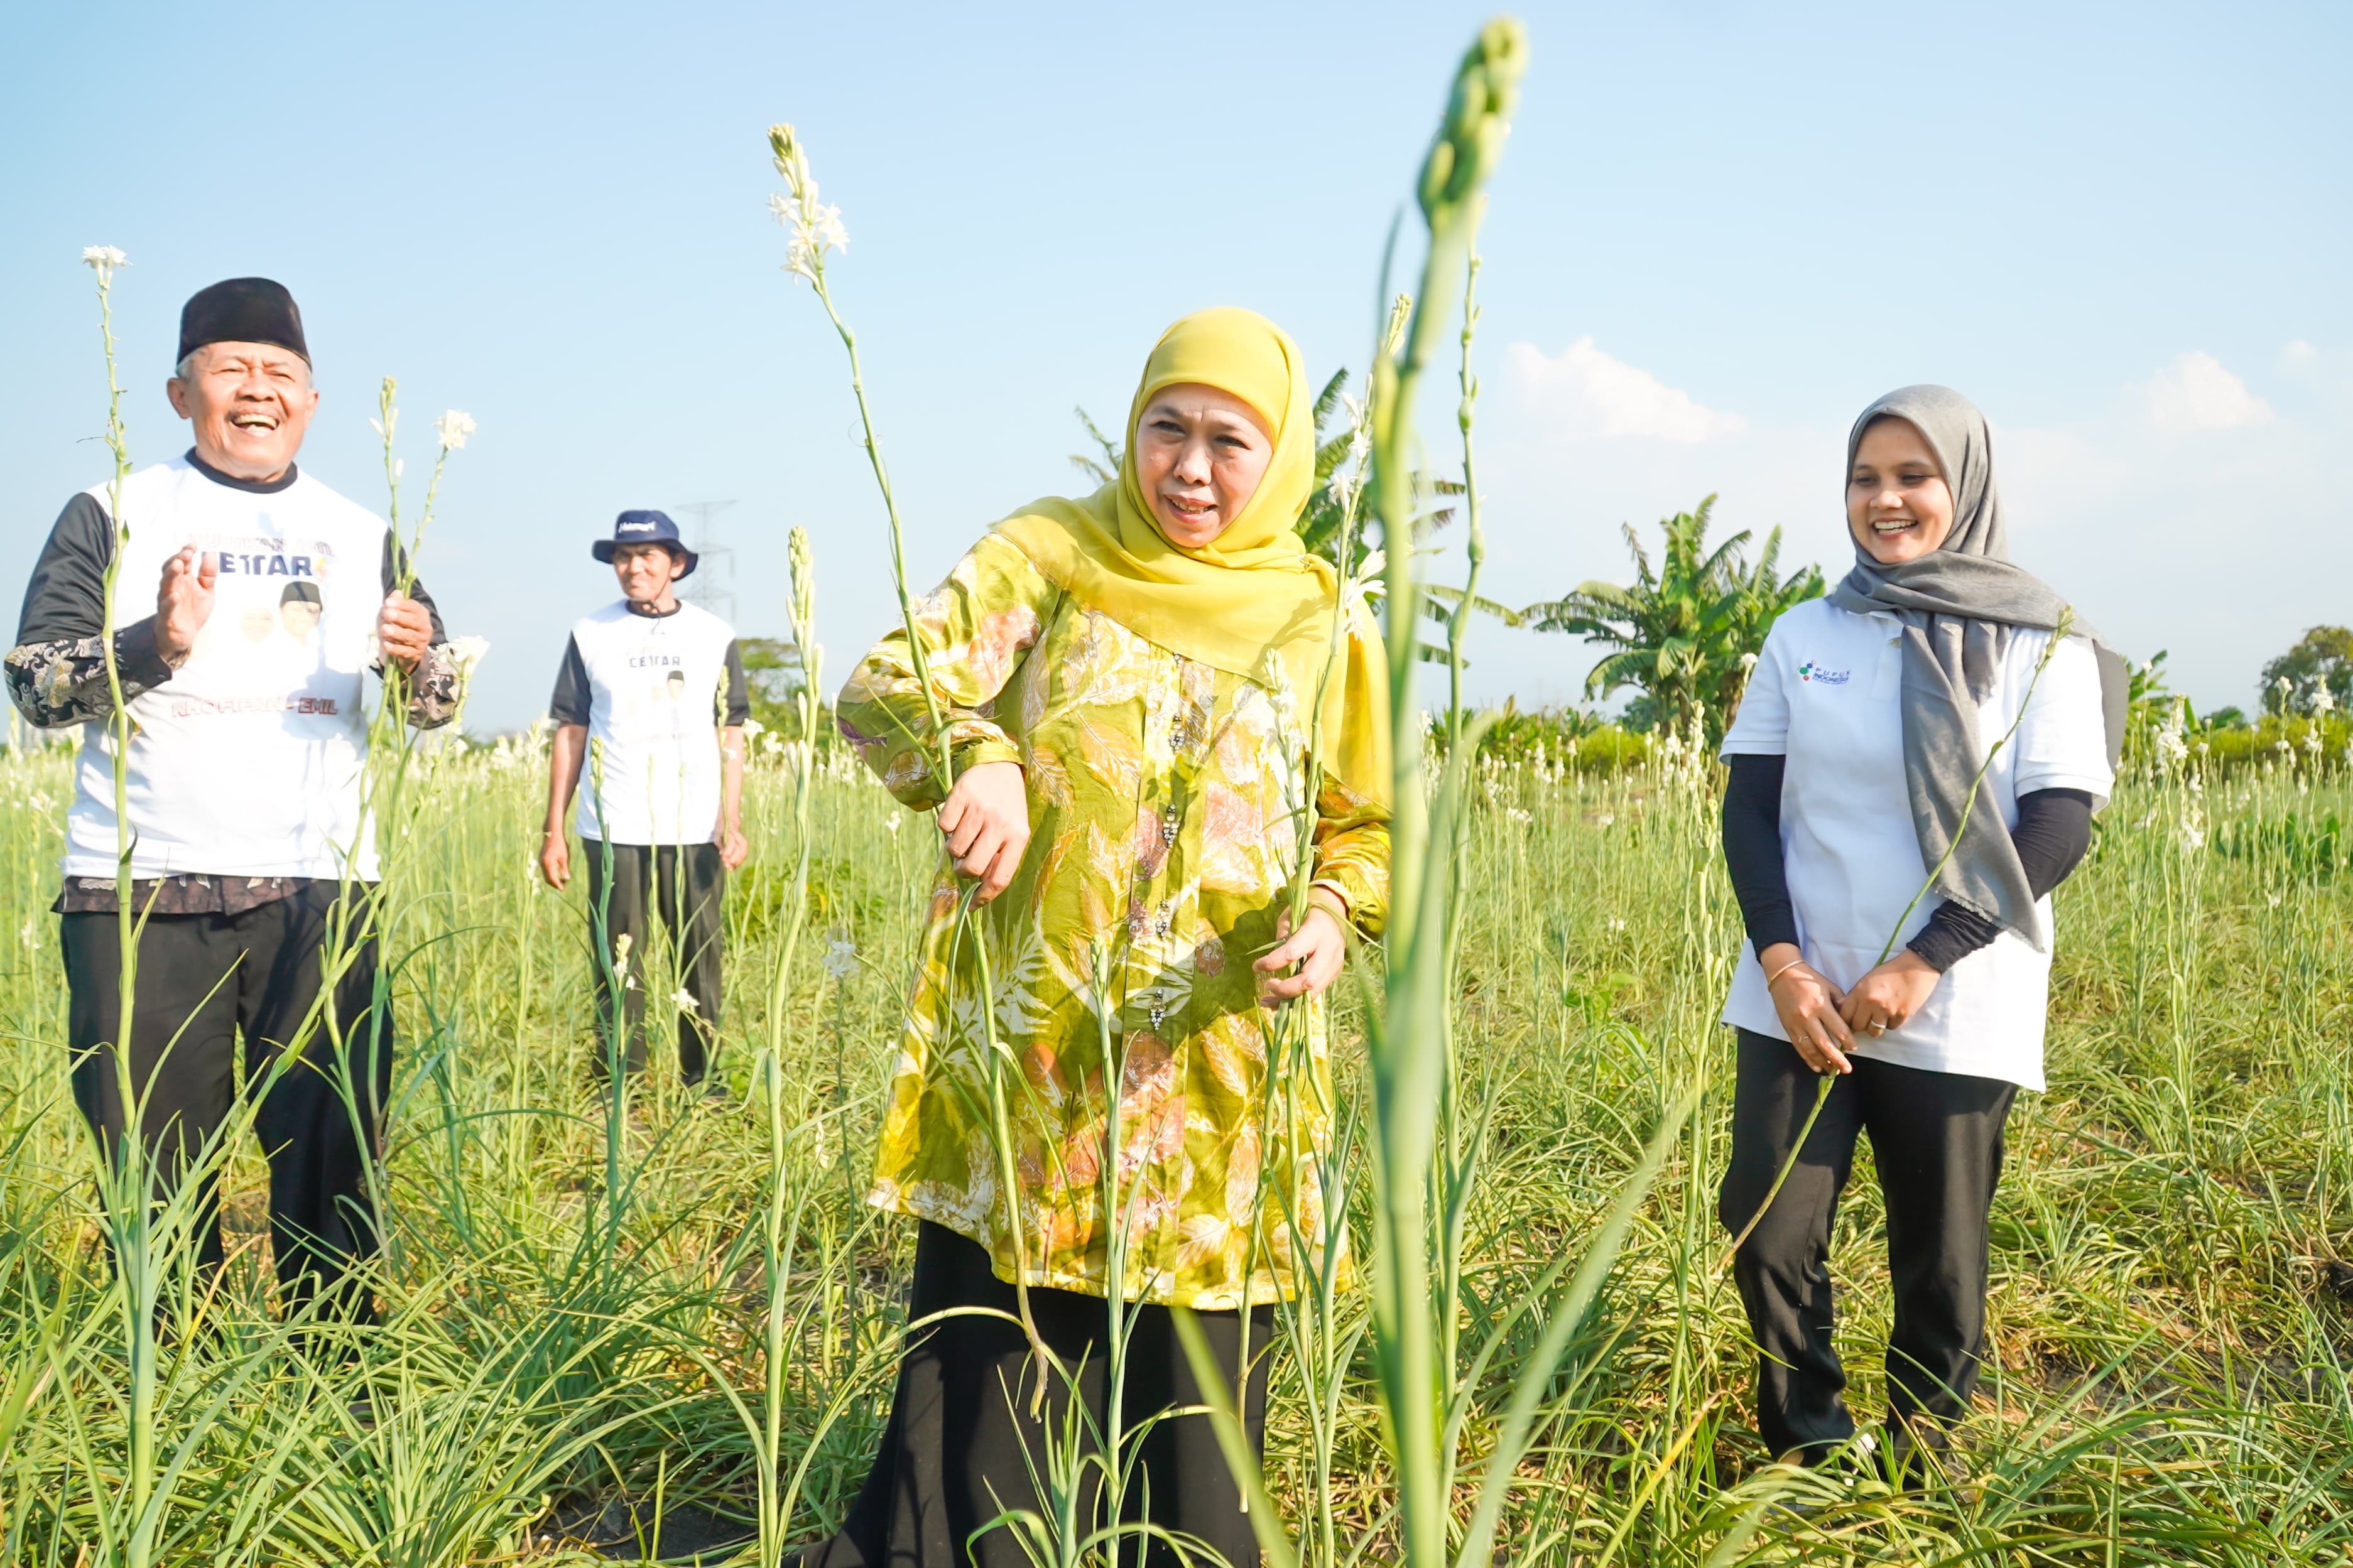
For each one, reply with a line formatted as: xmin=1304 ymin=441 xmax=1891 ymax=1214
xmin=166 ymin=342 xmax=318 ymax=482
xmin=1847 ymin=416 xmax=1956 ymax=565
xmin=1131 ymin=382 xmax=1276 ymax=550
xmin=612 ymin=541 xmax=686 ymax=608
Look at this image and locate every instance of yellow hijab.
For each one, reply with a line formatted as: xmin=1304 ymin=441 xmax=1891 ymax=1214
xmin=992 ymin=307 xmax=1391 ymax=809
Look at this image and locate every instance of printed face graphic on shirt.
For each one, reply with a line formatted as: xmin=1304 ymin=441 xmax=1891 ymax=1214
xmin=280 ymin=581 xmax=322 ymax=642
xmin=666 ymin=669 xmax=686 ymax=702
xmin=241 ymin=607 xmax=277 ymax=642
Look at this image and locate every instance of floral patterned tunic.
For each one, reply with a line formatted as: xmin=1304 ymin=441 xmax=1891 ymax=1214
xmin=837 ymin=534 xmax=1389 ymax=1310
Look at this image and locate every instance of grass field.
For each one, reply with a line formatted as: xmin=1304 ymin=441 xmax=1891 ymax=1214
xmin=0 ymin=723 xmax=2348 ymax=1566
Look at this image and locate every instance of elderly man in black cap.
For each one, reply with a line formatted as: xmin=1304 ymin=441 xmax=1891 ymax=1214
xmin=541 ymin=511 xmax=749 ymax=1091
xmin=5 ymin=277 xmax=459 ymax=1324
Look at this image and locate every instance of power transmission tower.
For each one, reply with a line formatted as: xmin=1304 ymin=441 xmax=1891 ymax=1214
xmin=672 ymin=499 xmax=739 ymax=625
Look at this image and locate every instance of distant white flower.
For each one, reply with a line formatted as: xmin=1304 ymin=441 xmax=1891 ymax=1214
xmin=2275 ymin=739 xmax=2293 ymax=754
xmin=883 ymin=814 xmax=901 ymax=835
xmin=1739 ymin=651 xmax=1759 ymax=671
xmin=1506 ymin=806 xmax=1532 ymax=823
xmin=1607 ymin=917 xmax=1628 ymax=933
xmin=2312 ymin=684 xmax=2337 ymax=716
xmin=446 ymin=634 xmax=491 ymax=678
xmin=434 ymin=409 xmax=477 ymax=450
xmin=741 ymin=716 xmax=764 ymax=737
xmin=80 ymin=246 xmax=128 ymax=273
xmin=670 ymin=987 xmax=700 ymax=1017
xmin=822 ymin=935 xmax=857 ymax=979
xmin=1595 ymin=813 xmax=1616 ymax=828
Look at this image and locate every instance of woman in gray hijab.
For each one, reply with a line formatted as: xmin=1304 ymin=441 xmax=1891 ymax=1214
xmin=1712 ymin=386 xmax=2123 ymax=1478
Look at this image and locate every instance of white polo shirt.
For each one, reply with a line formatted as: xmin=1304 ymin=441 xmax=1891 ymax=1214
xmin=1719 ymin=597 xmax=2113 ymax=1090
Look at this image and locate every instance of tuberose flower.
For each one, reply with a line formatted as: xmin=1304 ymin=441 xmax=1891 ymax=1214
xmin=435 ymin=410 xmax=477 ymax=450
xmin=766 ymin=122 xmax=849 ymax=286
xmin=80 ymin=246 xmax=128 ymax=273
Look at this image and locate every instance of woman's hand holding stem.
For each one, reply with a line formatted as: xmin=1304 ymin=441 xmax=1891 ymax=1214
xmin=937 ymin=760 xmax=1029 ymax=906
xmin=1762 ymin=941 xmax=1945 ymax=1073
xmin=1759 ymin=941 xmax=1854 ymax=1075
xmin=1840 ymin=951 xmax=1940 ymax=1037
xmin=1256 ymin=902 xmax=1345 ymax=1007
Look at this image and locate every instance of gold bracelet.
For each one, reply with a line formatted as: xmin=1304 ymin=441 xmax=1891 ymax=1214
xmin=1763 ymin=957 xmax=1808 ymax=990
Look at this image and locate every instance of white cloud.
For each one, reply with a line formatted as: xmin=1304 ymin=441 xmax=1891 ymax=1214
xmin=1505 ymin=336 xmax=1747 ymax=443
xmin=2136 ymin=350 xmax=2272 ymax=432
xmin=2283 ymin=338 xmax=2319 ymax=362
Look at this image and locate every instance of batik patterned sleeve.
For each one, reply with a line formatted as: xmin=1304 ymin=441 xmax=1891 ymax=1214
xmin=1308 ymin=773 xmax=1390 ymax=939
xmin=835 ymin=534 xmax=1061 ymax=811
xmin=6 ymin=494 xmax=176 ymax=728
xmin=378 ymin=539 xmax=458 ymax=730
xmin=403 ymin=642 xmax=462 ymax=730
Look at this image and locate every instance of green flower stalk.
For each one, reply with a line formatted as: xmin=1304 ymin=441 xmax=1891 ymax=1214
xmin=1362 ymin=23 xmax=1525 ymax=1568
xmin=79 ymin=240 xmax=166 ymax=1568
xmin=766 ymin=121 xmax=1043 ymax=1363
xmin=753 ymin=524 xmax=823 ymax=1568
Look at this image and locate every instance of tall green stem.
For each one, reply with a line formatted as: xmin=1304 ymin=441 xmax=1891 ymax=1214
xmin=1362 ymin=24 xmax=1524 ymax=1568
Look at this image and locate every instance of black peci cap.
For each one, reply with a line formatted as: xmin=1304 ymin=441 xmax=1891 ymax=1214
xmin=178 ymin=278 xmax=309 ymax=366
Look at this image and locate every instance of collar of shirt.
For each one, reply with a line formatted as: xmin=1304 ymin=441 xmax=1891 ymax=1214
xmin=185 ymin=447 xmax=300 ymax=495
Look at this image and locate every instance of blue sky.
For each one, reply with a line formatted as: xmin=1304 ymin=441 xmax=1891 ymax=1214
xmin=6 ymin=1 xmax=2345 ymax=732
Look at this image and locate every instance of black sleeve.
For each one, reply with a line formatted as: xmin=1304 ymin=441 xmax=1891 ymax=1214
xmin=548 ymin=634 xmax=591 ymax=725
xmin=722 ymin=638 xmax=750 ymax=727
xmin=6 ymin=494 xmax=175 ymax=725
xmin=1720 ymin=752 xmax=1800 ymax=955
xmin=20 ymin=494 xmax=126 ymax=642
xmin=1906 ymin=788 xmax=2097 ymax=972
xmin=379 ymin=532 xmax=448 ymax=642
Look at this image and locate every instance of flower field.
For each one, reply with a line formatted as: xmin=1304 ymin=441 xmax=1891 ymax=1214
xmin=0 ymin=730 xmax=2348 ymax=1565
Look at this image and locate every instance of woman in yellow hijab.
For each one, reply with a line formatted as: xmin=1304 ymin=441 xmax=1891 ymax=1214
xmin=813 ymin=308 xmax=1390 ymax=1568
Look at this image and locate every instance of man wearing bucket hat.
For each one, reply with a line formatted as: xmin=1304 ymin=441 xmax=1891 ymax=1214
xmin=540 ymin=511 xmax=750 ymax=1091
xmin=5 ymin=276 xmax=460 ymax=1326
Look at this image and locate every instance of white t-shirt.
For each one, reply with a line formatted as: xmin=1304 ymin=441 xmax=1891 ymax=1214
xmin=62 ymin=458 xmax=393 ymax=882
xmin=553 ymin=600 xmax=744 ymax=845
xmin=1718 ymin=597 xmax=2114 ymax=1090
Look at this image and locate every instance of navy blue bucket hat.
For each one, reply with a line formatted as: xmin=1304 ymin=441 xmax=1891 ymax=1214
xmin=593 ymin=510 xmax=697 ymax=577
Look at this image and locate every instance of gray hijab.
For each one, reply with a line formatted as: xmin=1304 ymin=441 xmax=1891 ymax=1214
xmin=1827 ymin=384 xmax=2127 ymax=951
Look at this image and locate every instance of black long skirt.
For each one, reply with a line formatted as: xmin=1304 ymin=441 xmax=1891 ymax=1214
xmin=802 ymin=1221 xmax=1276 ymax=1568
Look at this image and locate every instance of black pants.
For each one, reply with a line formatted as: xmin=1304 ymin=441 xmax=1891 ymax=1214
xmin=582 ymin=839 xmax=724 ymax=1084
xmin=61 ymin=882 xmax=393 ymax=1321
xmin=1717 ymin=1027 xmax=2018 ymax=1462
xmin=804 ymin=1222 xmax=1274 ymax=1568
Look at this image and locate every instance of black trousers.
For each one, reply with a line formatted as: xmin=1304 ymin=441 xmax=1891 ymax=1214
xmin=61 ymin=882 xmax=393 ymax=1321
xmin=582 ymin=839 xmax=724 ymax=1084
xmin=1717 ymin=1027 xmax=2018 ymax=1462
xmin=804 ymin=1222 xmax=1274 ymax=1568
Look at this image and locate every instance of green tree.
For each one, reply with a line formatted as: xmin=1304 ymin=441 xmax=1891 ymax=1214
xmin=739 ymin=635 xmax=823 ymax=740
xmin=1521 ymin=495 xmax=1823 ymax=741
xmin=2258 ymin=625 xmax=2353 ymax=715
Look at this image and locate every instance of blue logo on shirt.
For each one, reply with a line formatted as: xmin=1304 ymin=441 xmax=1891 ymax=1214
xmin=1798 ymin=661 xmax=1850 ymax=685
